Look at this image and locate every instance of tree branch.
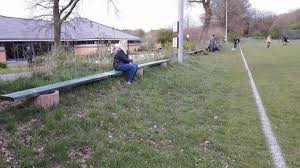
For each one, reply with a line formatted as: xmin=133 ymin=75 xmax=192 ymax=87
xmin=60 ymin=0 xmax=76 ymax=16
xmin=107 ymin=0 xmax=119 ymax=15
xmin=60 ymin=0 xmax=80 ymax=22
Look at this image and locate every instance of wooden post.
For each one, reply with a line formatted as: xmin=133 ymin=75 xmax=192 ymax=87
xmin=16 ymin=44 xmax=19 ymax=60
xmin=22 ymin=44 xmax=25 ymax=59
xmin=13 ymin=43 xmax=16 ymax=60
xmin=0 ymin=47 xmax=6 ymax=63
xmin=33 ymin=90 xmax=60 ymax=109
xmin=161 ymin=62 xmax=168 ymax=68
xmin=137 ymin=68 xmax=144 ymax=77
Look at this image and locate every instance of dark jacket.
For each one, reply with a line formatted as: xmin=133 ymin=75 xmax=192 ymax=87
xmin=25 ymin=48 xmax=33 ymax=60
xmin=113 ymin=49 xmax=132 ymax=68
xmin=282 ymin=36 xmax=288 ymax=42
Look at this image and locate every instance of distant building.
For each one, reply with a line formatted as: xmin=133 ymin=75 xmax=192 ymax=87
xmin=0 ymin=15 xmax=141 ymax=60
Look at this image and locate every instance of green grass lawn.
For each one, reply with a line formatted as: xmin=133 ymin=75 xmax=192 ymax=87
xmin=0 ymin=66 xmax=29 ymax=74
xmin=0 ymin=48 xmax=274 ymax=167
xmin=242 ymin=39 xmax=300 ymax=167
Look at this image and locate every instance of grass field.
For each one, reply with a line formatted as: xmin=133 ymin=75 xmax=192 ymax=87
xmin=0 ymin=40 xmax=298 ymax=167
xmin=242 ymin=39 xmax=300 ymax=167
xmin=0 ymin=66 xmax=29 ymax=74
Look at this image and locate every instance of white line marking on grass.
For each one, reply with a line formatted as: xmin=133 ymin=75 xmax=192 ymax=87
xmin=239 ymin=47 xmax=287 ymax=168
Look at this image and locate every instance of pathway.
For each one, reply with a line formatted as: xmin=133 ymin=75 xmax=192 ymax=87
xmin=0 ymin=72 xmax=32 ymax=81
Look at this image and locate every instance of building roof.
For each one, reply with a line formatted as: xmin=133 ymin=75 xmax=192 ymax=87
xmin=0 ymin=15 xmax=140 ymax=42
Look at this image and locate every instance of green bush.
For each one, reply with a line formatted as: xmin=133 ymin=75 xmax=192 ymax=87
xmin=138 ymin=45 xmax=149 ymax=52
xmin=164 ymin=42 xmax=173 ymax=50
xmin=229 ymin=29 xmax=243 ymax=41
xmin=184 ymin=41 xmax=197 ymax=50
xmin=270 ymin=25 xmax=281 ymax=39
xmin=289 ymin=23 xmax=300 ymax=30
xmin=156 ymin=29 xmax=174 ymax=46
xmin=251 ymin=31 xmax=264 ymax=38
xmin=0 ymin=62 xmax=7 ymax=68
xmin=0 ymin=50 xmax=112 ymax=94
xmin=34 ymin=56 xmax=47 ymax=66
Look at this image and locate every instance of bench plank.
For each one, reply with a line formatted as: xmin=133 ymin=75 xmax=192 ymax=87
xmin=1 ymin=59 xmax=169 ymax=101
xmin=187 ymin=50 xmax=203 ymax=55
xmin=1 ymin=70 xmax=123 ymax=101
xmin=138 ymin=59 xmax=169 ymax=68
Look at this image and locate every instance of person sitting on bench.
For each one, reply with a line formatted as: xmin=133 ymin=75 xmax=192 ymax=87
xmin=113 ymin=48 xmax=138 ymax=84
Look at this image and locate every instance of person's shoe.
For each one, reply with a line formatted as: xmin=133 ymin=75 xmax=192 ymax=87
xmin=126 ymin=80 xmax=137 ymax=85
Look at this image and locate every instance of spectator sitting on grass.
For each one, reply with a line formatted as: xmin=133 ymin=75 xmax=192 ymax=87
xmin=208 ymin=35 xmax=220 ymax=52
xmin=113 ymin=47 xmax=138 ymax=84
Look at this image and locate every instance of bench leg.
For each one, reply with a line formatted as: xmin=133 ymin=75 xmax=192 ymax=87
xmin=137 ymin=68 xmax=144 ymax=77
xmin=33 ymin=90 xmax=59 ymax=109
xmin=161 ymin=62 xmax=168 ymax=68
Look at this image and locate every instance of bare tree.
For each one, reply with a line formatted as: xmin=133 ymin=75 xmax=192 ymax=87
xmin=30 ymin=0 xmax=81 ymax=48
xmin=274 ymin=9 xmax=300 ymax=33
xmin=29 ymin=0 xmax=117 ymax=48
xmin=211 ymin=0 xmax=251 ymax=37
xmin=249 ymin=10 xmax=276 ymax=36
xmin=54 ymin=0 xmax=80 ymax=48
xmin=188 ymin=0 xmax=212 ymax=48
xmin=248 ymin=8 xmax=300 ymax=37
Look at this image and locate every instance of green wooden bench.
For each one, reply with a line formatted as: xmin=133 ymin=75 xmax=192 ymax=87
xmin=187 ymin=49 xmax=203 ymax=55
xmin=0 ymin=59 xmax=169 ymax=101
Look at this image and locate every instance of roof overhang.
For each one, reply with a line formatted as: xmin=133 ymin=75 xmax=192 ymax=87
xmin=0 ymin=38 xmax=141 ymax=42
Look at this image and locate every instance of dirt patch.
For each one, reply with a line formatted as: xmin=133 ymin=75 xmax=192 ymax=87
xmin=68 ymin=146 xmax=93 ymax=167
xmin=15 ymin=118 xmax=40 ymax=145
xmin=0 ymin=126 xmax=14 ymax=163
xmin=199 ymin=140 xmax=211 ymax=153
xmin=0 ymin=100 xmax=26 ymax=112
xmin=0 ymin=101 xmax=14 ymax=111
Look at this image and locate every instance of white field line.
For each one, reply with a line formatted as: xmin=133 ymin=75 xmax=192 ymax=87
xmin=239 ymin=47 xmax=287 ymax=168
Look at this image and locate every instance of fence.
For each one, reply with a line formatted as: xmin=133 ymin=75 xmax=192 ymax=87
xmin=287 ymin=30 xmax=300 ymax=39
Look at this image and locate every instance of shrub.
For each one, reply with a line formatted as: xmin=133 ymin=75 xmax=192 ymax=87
xmin=164 ymin=42 xmax=173 ymax=50
xmin=270 ymin=25 xmax=281 ymax=39
xmin=30 ymin=49 xmax=109 ymax=81
xmin=138 ymin=45 xmax=149 ymax=52
xmin=229 ymin=29 xmax=244 ymax=41
xmin=34 ymin=56 xmax=47 ymax=66
xmin=0 ymin=62 xmax=7 ymax=68
xmin=251 ymin=31 xmax=264 ymax=38
xmin=289 ymin=23 xmax=300 ymax=30
xmin=184 ymin=41 xmax=197 ymax=50
xmin=156 ymin=29 xmax=174 ymax=46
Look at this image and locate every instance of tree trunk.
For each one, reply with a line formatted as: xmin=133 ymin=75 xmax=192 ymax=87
xmin=199 ymin=1 xmax=212 ymax=49
xmin=53 ymin=0 xmax=61 ymax=48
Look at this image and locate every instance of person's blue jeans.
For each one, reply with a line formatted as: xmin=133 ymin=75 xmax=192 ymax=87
xmin=115 ymin=63 xmax=138 ymax=82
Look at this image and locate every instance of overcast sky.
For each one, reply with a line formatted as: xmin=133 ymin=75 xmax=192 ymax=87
xmin=0 ymin=0 xmax=300 ymax=31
